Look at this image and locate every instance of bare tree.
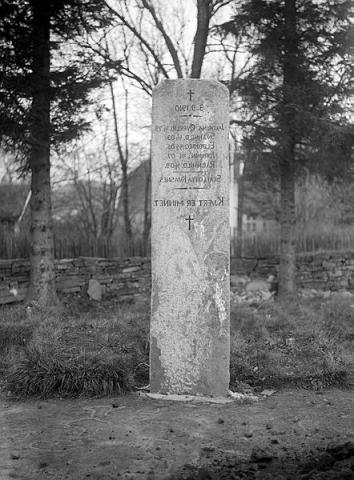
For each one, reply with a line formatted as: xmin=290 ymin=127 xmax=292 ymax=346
xmin=54 ymin=133 xmax=121 ymax=256
xmin=69 ymin=0 xmax=232 ymax=255
xmin=104 ymin=0 xmax=232 ymax=82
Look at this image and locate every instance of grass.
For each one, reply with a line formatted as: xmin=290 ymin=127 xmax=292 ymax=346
xmin=229 ymin=295 xmax=353 ymax=390
xmin=0 ymin=297 xmax=150 ymax=398
xmin=0 ymin=305 xmax=35 ymax=376
xmin=0 ymin=294 xmax=352 ymax=398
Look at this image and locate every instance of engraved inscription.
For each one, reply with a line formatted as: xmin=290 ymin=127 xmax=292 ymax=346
xmin=152 ymin=86 xmax=228 ymax=229
xmin=153 ymin=196 xmax=225 ymax=207
xmin=154 ymin=117 xmax=225 ymax=194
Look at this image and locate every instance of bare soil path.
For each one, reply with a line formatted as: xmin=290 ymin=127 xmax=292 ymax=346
xmin=0 ymin=388 xmax=353 ymax=479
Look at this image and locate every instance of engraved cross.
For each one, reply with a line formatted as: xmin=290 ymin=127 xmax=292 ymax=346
xmin=187 ymin=89 xmax=194 ymax=101
xmin=185 ymin=215 xmax=194 ymax=230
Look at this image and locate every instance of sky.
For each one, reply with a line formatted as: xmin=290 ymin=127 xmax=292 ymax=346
xmin=49 ymin=0 xmax=241 ymax=187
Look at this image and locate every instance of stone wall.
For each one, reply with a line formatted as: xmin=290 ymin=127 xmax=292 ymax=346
xmin=1 ymin=251 xmax=354 ymax=305
xmin=0 ymin=257 xmax=151 ymax=305
xmin=231 ymin=251 xmax=354 ymax=292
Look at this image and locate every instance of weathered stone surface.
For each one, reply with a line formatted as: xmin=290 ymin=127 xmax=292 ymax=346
xmin=87 ymin=278 xmax=102 ymax=301
xmin=150 ymin=79 xmax=230 ymax=396
xmin=245 ymin=279 xmax=270 ymax=292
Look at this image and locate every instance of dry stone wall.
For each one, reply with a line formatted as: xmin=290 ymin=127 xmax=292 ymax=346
xmin=231 ymin=251 xmax=354 ymax=292
xmin=0 ymin=257 xmax=151 ymax=305
xmin=1 ymin=251 xmax=354 ymax=305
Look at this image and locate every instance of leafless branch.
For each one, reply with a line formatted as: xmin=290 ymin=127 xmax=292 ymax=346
xmin=105 ymin=0 xmax=170 ymax=78
xmin=140 ymin=0 xmax=183 ymax=78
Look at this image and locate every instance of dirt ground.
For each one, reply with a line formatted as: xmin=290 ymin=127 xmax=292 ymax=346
xmin=0 ymin=388 xmax=353 ymax=480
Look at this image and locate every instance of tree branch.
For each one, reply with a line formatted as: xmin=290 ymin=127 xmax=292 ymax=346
xmin=140 ymin=0 xmax=183 ymax=78
xmin=105 ymin=0 xmax=170 ymax=78
xmin=191 ymin=0 xmax=213 ymax=78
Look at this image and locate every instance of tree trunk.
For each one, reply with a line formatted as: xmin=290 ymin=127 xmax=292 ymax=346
xmin=234 ymin=145 xmax=246 ymax=258
xmin=109 ymin=81 xmax=133 ymax=245
xmin=26 ymin=0 xmax=58 ymax=307
xmin=278 ymin=156 xmax=296 ymax=299
xmin=235 ymin=163 xmax=244 ymax=258
xmin=278 ymin=0 xmax=298 ymax=301
xmin=191 ymin=0 xmax=212 ymax=78
xmin=121 ymin=161 xmax=133 ymax=244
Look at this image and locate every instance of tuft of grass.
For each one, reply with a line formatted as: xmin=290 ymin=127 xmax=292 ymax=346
xmin=1 ymin=298 xmax=149 ymax=398
xmin=6 ymin=349 xmax=134 ymax=398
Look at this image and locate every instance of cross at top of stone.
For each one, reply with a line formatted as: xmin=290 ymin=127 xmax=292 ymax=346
xmin=187 ymin=89 xmax=194 ymax=101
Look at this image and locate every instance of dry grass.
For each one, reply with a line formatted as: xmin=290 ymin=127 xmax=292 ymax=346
xmin=229 ymin=296 xmax=353 ymax=390
xmin=1 ymin=298 xmax=149 ymax=398
xmin=0 ymin=294 xmax=352 ymax=398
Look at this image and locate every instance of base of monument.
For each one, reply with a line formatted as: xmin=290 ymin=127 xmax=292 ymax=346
xmin=141 ymin=391 xmax=258 ymax=404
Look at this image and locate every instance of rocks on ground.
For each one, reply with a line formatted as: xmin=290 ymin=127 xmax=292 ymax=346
xmin=231 ymin=273 xmax=354 ymax=305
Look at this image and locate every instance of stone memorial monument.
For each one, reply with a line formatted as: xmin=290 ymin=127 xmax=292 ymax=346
xmin=150 ymin=79 xmax=230 ymax=396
